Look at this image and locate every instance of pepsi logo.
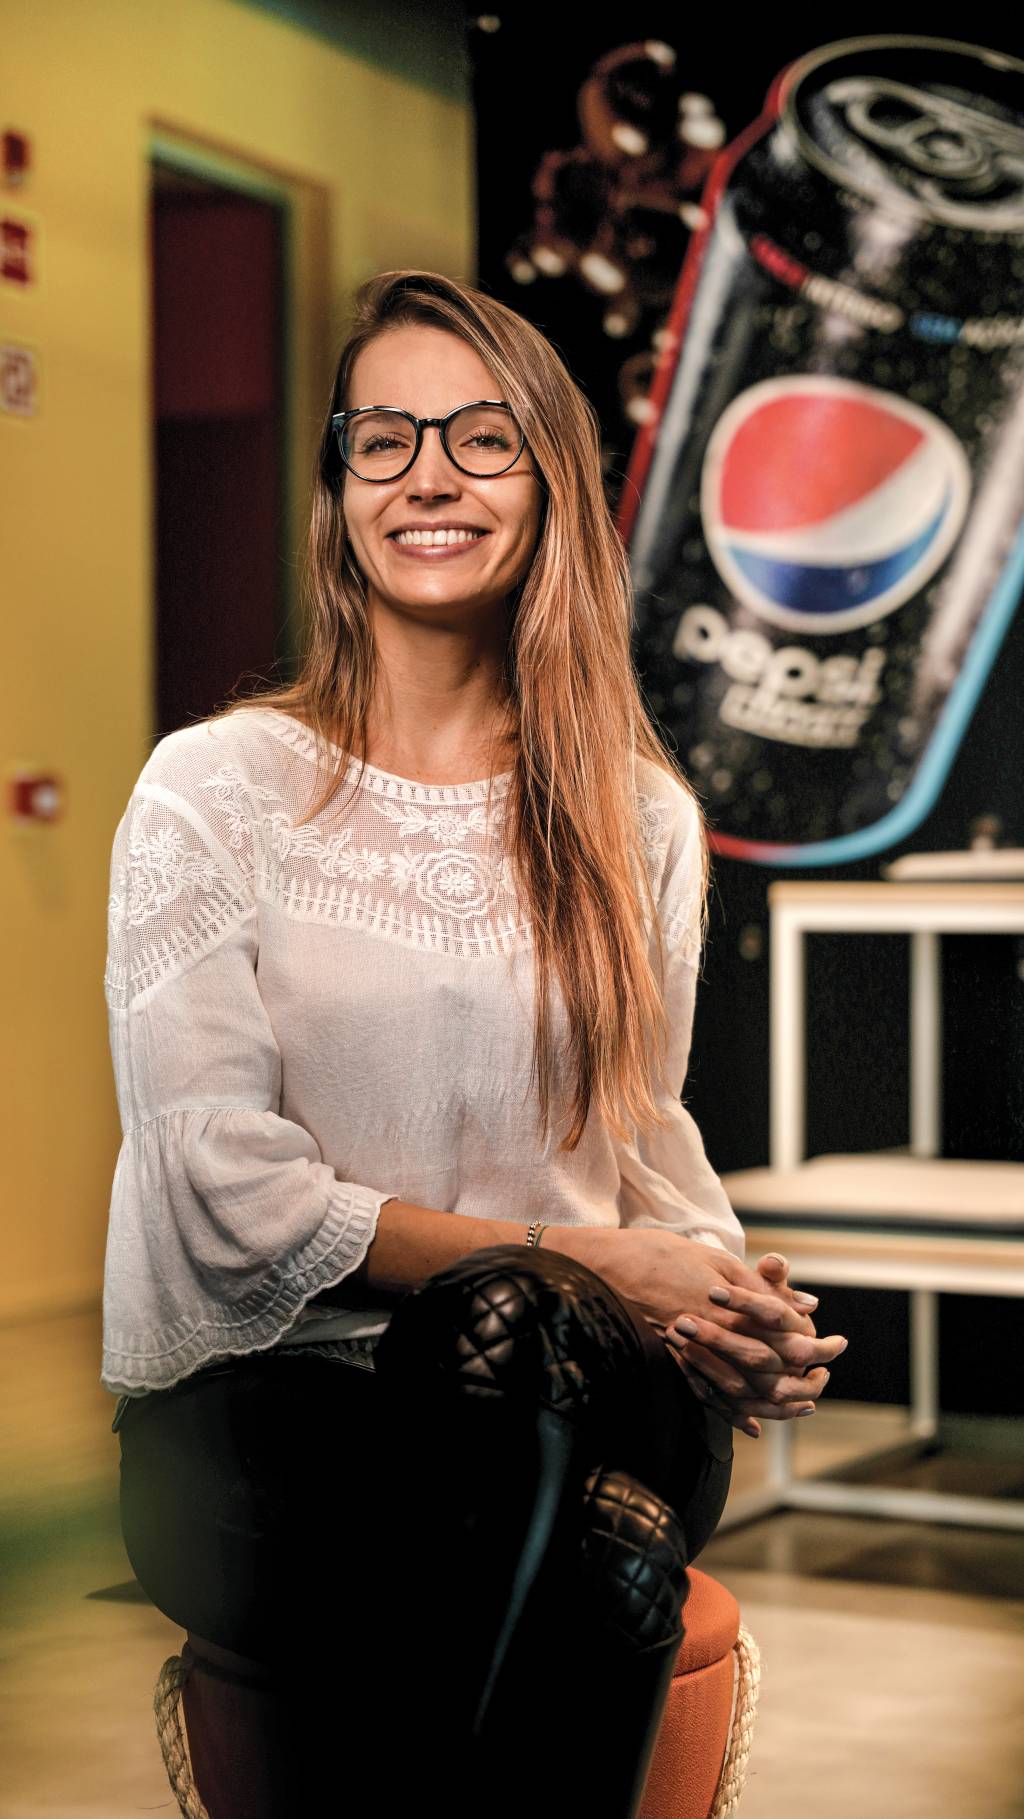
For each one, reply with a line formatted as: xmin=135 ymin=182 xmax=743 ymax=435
xmin=701 ymin=375 xmax=971 ymax=634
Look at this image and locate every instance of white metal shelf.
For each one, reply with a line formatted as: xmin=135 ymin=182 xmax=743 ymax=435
xmin=718 ymin=880 xmax=1024 ymax=1536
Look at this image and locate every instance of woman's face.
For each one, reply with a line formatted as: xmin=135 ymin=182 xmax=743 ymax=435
xmin=340 ymin=324 xmax=543 ymax=622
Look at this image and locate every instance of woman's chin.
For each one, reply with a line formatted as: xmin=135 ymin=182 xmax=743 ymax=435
xmin=375 ymin=581 xmax=506 ymax=619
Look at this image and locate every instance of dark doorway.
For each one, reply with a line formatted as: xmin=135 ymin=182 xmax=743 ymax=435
xmin=150 ymin=160 xmax=288 ymax=741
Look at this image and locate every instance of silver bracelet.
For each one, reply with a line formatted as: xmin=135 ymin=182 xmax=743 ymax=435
xmin=525 ymin=1219 xmax=546 ymax=1248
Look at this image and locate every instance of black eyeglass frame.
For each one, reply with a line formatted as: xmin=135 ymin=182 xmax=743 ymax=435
xmin=330 ymin=400 xmax=527 ymax=483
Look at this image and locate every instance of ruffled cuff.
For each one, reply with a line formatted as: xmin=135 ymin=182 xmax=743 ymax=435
xmin=102 ymin=1178 xmax=393 ymax=1396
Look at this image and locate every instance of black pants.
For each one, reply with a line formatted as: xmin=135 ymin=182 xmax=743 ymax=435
xmin=119 ymin=1246 xmax=733 ymax=1815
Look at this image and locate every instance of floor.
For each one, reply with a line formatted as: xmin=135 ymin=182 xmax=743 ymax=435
xmin=2 ymin=1309 xmax=1023 ymax=1818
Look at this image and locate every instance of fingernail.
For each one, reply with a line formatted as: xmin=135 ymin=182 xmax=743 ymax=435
xmin=762 ymin=1254 xmax=787 ymax=1267
xmin=690 ymin=1376 xmax=710 ymax=1397
xmin=708 ymin=1286 xmax=731 ymax=1305
xmin=796 ymin=1406 xmax=816 ymax=1416
xmin=835 ymin=1338 xmax=849 ymax=1353
xmin=793 ymin=1292 xmax=819 ymax=1308
xmin=674 ymin=1317 xmax=699 ymax=1337
xmin=821 ymin=1371 xmax=830 ymax=1386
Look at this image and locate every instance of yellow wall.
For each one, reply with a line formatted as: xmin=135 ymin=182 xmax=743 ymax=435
xmin=1 ymin=0 xmax=474 ymax=1321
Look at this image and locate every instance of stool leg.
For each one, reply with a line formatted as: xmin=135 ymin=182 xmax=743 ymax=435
xmin=178 ymin=1643 xmax=295 ymax=1819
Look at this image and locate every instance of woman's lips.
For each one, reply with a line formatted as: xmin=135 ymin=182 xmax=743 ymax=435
xmin=387 ymin=532 xmax=490 ymax=559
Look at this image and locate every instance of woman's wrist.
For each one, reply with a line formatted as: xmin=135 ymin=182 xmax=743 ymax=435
xmin=351 ymin=1199 xmax=536 ymax=1295
xmin=534 ymin=1222 xmax=612 ymax=1273
xmin=350 ymin=1203 xmax=620 ymax=1298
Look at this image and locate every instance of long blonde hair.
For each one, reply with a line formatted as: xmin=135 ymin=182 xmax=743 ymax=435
xmin=210 ymin=269 xmax=707 ymax=1152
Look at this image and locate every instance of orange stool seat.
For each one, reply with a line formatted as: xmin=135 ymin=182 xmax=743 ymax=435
xmin=639 ymin=1568 xmax=760 ymax=1819
xmin=155 ymin=1567 xmax=760 ymax=1819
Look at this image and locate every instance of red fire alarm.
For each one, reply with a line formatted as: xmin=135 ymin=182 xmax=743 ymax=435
xmin=2 ymin=131 xmax=30 ymax=189
xmin=9 ymin=771 xmax=63 ymax=822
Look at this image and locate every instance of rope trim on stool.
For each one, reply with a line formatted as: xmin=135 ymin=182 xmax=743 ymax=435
xmin=154 ymin=1655 xmax=211 ymax=1819
xmin=709 ymin=1626 xmax=762 ymax=1819
xmin=152 ymin=1628 xmax=760 ymax=1819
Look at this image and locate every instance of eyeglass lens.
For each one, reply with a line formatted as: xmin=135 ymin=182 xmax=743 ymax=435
xmin=341 ymin=404 xmax=522 ymax=479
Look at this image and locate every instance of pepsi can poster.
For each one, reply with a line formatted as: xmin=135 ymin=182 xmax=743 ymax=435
xmin=620 ymin=35 xmax=1024 ymax=866
xmin=476 ymin=27 xmax=1024 ymax=869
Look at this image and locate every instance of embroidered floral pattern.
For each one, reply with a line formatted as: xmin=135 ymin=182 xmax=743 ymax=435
xmin=636 ymin=789 xmax=672 ymax=874
xmin=247 ymin=729 xmax=515 ymax=931
xmin=258 ymin=801 xmax=510 ymax=923
xmin=416 ymin=848 xmax=502 ymax=915
xmin=108 ymin=801 xmax=223 ymax=934
xmin=107 ymin=712 xmax=698 ymax=992
xmin=105 ymin=885 xmax=251 ymax=1010
xmin=262 ymin=813 xmax=367 ymax=879
xmin=664 ymin=889 xmax=702 ymax=966
xmin=199 ymin=764 xmax=282 ymax=849
xmin=373 ymin=794 xmax=498 ymax=847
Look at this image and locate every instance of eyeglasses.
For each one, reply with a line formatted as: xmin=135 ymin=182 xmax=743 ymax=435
xmin=331 ymin=400 xmax=527 ymax=483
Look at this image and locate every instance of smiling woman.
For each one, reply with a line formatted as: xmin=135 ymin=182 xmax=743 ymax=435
xmin=271 ymin=273 xmax=704 ymax=1135
xmin=335 ymin=326 xmax=543 ymax=655
xmin=104 ymin=269 xmax=841 ymax=1818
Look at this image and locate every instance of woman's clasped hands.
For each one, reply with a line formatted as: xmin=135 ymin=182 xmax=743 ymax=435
xmin=592 ymin=1227 xmax=848 ymax=1442
xmin=664 ymin=1250 xmax=848 ymax=1439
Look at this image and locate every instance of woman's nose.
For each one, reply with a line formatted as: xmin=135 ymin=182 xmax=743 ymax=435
xmin=404 ymin=426 xmax=459 ymax=497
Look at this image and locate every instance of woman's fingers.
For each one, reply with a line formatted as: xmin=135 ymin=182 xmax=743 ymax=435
xmin=686 ymin=1366 xmax=817 ymax=1421
xmin=669 ymin=1316 xmax=789 ymax=1374
xmin=754 ymin=1253 xmax=824 ymax=1318
xmin=678 ymin=1359 xmax=806 ymax=1429
xmin=673 ymin=1357 xmax=761 ymax=1438
xmin=706 ymin=1281 xmax=817 ymax=1334
xmin=669 ymin=1340 xmax=831 ymax=1406
xmin=722 ymin=1252 xmax=817 ymax=1309
xmin=671 ymin=1336 xmax=829 ymax=1404
xmin=755 ymin=1252 xmax=790 ymax=1287
xmin=713 ymin=1256 xmax=824 ymax=1342
xmin=727 ymin=1395 xmax=817 ymax=1420
xmin=671 ymin=1344 xmax=825 ymax=1422
xmin=665 ymin=1336 xmax=750 ymax=1398
xmin=768 ymin=1330 xmax=848 ymax=1370
xmin=668 ymin=1258 xmax=846 ymax=1429
xmin=742 ymin=1365 xmax=832 ymax=1403
xmin=719 ymin=1254 xmax=805 ymax=1302
xmin=687 ymin=1303 xmax=818 ymax=1348
xmin=672 ymin=1319 xmax=849 ymax=1375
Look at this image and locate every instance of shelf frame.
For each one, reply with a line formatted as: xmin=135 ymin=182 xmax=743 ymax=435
xmin=721 ymin=881 xmax=1024 ymax=1536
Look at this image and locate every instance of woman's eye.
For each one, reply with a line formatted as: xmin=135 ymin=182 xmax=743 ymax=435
xmin=362 ymin=435 xmax=403 ymax=453
xmin=466 ymin=430 xmax=509 ymax=449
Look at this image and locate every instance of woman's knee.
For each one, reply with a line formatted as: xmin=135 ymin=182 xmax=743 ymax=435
xmin=577 ymin=1466 xmax=689 ymax=1650
xmin=375 ymin=1242 xmax=645 ymax=1417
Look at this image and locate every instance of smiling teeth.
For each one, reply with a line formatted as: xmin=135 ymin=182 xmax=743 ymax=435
xmin=394 ymin=528 xmax=486 ymax=546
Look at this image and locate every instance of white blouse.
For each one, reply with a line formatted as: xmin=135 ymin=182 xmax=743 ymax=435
xmin=101 ymin=707 xmax=744 ymax=1399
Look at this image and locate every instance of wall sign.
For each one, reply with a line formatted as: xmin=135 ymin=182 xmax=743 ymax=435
xmin=1 ymin=213 xmax=38 ymax=288
xmin=0 ymin=342 xmax=39 ymax=416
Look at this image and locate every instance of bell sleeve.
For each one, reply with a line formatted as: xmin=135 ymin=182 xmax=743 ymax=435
xmin=614 ymin=784 xmax=745 ymax=1261
xmin=101 ymin=724 xmax=398 ymax=1398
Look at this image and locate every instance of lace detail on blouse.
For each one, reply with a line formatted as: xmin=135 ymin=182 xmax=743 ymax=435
xmin=105 ymin=709 xmax=691 ymax=1000
xmin=106 ymin=795 xmax=252 ymax=1012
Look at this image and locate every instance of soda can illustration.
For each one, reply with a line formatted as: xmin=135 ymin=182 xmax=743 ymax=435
xmin=619 ymin=36 xmax=1024 ymax=864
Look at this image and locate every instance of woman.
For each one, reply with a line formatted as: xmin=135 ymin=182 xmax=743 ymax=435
xmin=104 ymin=270 xmax=846 ymax=1816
